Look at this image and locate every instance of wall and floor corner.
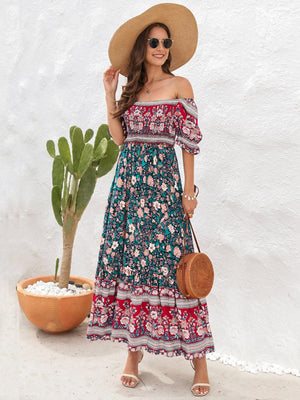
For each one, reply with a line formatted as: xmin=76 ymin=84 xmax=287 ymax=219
xmin=1 ymin=0 xmax=299 ymax=378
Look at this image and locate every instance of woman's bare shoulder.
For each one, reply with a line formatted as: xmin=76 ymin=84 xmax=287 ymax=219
xmin=171 ymin=76 xmax=194 ymax=99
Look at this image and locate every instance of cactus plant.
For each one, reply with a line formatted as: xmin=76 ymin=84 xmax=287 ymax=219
xmin=46 ymin=124 xmax=120 ymax=288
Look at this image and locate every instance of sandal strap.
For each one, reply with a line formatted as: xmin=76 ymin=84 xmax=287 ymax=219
xmin=191 ymin=383 xmax=210 ymax=390
xmin=190 ymin=359 xmax=195 ymax=370
xmin=121 ymin=374 xmax=139 ymax=382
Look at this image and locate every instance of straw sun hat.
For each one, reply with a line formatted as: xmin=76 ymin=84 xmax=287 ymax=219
xmin=108 ymin=3 xmax=198 ymax=77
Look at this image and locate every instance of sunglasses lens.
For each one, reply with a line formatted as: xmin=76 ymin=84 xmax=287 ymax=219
xmin=148 ymin=38 xmax=173 ymax=49
xmin=163 ymin=39 xmax=173 ymax=49
xmin=149 ymin=38 xmax=159 ymax=48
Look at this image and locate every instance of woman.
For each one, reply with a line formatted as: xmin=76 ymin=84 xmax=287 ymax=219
xmin=87 ymin=4 xmax=214 ymax=397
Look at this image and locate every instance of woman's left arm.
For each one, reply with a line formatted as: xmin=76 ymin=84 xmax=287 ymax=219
xmin=175 ymin=76 xmax=198 ymax=218
xmin=182 ymin=150 xmax=197 ymax=218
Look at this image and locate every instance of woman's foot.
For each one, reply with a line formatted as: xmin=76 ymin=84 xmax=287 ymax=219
xmin=191 ymin=356 xmax=210 ymax=396
xmin=121 ymin=350 xmax=143 ymax=388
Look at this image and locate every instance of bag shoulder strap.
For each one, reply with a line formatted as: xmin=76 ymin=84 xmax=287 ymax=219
xmin=188 ymin=218 xmax=201 ymax=252
xmin=183 ymin=217 xmax=201 ymax=254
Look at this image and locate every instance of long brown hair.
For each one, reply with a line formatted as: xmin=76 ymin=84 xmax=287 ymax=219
xmin=113 ymin=23 xmax=173 ymax=118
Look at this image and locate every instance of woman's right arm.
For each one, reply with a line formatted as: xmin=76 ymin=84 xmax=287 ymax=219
xmin=103 ymin=66 xmax=125 ymax=146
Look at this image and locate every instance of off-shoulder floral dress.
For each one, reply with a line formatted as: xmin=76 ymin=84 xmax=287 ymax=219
xmin=86 ymin=98 xmax=214 ymax=360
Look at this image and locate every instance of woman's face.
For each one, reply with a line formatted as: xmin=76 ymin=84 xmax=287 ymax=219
xmin=144 ymin=26 xmax=170 ymax=69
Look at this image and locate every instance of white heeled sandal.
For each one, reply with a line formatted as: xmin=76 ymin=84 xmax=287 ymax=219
xmin=190 ymin=359 xmax=210 ymax=396
xmin=121 ymin=350 xmax=144 ymax=388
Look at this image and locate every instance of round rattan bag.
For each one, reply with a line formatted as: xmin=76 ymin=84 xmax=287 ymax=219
xmin=176 ymin=218 xmax=214 ymax=299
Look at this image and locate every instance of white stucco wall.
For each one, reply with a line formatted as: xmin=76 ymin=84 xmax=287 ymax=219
xmin=1 ymin=0 xmax=299 ymax=374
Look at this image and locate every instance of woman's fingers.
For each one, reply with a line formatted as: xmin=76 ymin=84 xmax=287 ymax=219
xmin=182 ymin=198 xmax=197 ymax=218
xmin=104 ymin=66 xmax=119 ymax=79
xmin=103 ymin=67 xmax=113 ymax=82
xmin=103 ymin=66 xmax=120 ymax=96
xmin=114 ymin=68 xmax=120 ymax=81
xmin=103 ymin=70 xmax=114 ymax=82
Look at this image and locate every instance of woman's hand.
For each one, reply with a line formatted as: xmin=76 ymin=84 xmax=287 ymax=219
xmin=103 ymin=66 xmax=120 ymax=97
xmin=182 ymin=196 xmax=197 ymax=219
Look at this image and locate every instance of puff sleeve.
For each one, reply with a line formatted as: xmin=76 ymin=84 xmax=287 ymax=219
xmin=175 ymin=98 xmax=202 ymax=154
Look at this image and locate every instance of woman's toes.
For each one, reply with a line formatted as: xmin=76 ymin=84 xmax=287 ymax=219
xmin=121 ymin=373 xmax=139 ymax=388
xmin=201 ymin=387 xmax=209 ymax=395
xmin=121 ymin=376 xmax=137 ymax=387
xmin=130 ymin=379 xmax=137 ymax=387
xmin=193 ymin=385 xmax=209 ymax=395
xmin=193 ymin=386 xmax=200 ymax=395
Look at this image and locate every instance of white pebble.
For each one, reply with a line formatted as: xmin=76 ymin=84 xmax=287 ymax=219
xmin=25 ymin=280 xmax=91 ymax=296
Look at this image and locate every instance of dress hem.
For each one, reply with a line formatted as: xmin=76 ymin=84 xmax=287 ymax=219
xmin=86 ymin=333 xmax=215 ymax=360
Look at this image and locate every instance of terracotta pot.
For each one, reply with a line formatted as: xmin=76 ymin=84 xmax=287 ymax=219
xmin=16 ymin=275 xmax=94 ymax=333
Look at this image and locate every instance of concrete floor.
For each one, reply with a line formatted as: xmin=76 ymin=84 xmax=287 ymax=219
xmin=2 ymin=292 xmax=300 ymax=400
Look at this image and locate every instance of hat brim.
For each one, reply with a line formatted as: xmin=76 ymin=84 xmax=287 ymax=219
xmin=108 ymin=3 xmax=198 ymax=77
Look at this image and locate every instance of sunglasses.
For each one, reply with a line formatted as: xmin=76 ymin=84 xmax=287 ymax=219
xmin=147 ymin=38 xmax=173 ymax=49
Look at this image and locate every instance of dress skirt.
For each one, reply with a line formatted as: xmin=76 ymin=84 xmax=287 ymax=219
xmin=86 ymin=139 xmax=215 ymax=360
